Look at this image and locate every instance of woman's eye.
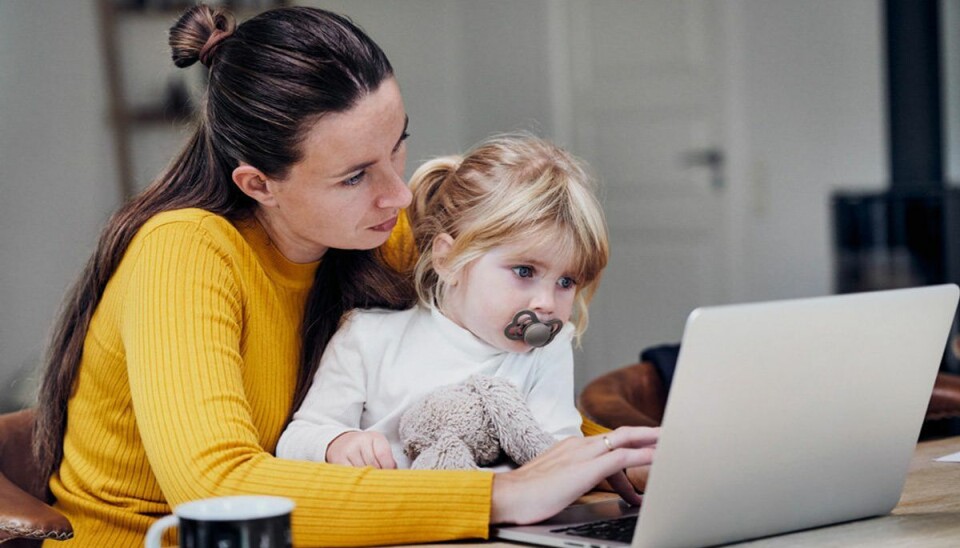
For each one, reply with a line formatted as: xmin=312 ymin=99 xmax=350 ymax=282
xmin=393 ymin=131 xmax=411 ymax=153
xmin=512 ymin=265 xmax=534 ymax=278
xmin=343 ymin=171 xmax=365 ymax=186
xmin=557 ymin=276 xmax=577 ymax=289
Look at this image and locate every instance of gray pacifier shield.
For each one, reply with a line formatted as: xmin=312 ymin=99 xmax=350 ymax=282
xmin=503 ymin=309 xmax=563 ymax=348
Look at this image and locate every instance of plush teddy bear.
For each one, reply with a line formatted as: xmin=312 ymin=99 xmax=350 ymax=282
xmin=398 ymin=375 xmax=557 ymax=470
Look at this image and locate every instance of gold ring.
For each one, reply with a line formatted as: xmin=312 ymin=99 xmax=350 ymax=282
xmin=602 ymin=435 xmax=614 ymax=452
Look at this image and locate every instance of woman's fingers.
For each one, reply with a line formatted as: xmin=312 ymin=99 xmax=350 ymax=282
xmin=596 ymin=442 xmax=656 ymax=471
xmin=625 ymin=465 xmax=650 ymax=493
xmin=605 ymin=469 xmax=643 ymax=506
xmin=491 ymin=426 xmax=660 ymax=525
xmin=603 ymin=426 xmax=661 ymax=452
xmin=596 ymin=430 xmax=659 ymax=506
xmin=588 ymin=427 xmax=659 ymax=473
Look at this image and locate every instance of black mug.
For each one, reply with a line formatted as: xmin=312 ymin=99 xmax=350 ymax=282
xmin=145 ymin=495 xmax=294 ymax=548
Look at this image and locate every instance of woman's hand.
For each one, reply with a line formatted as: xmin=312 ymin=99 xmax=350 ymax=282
xmin=490 ymin=426 xmax=659 ymax=525
xmin=325 ymin=431 xmax=397 ymax=469
xmin=625 ymin=464 xmax=650 ymax=492
xmin=594 ymin=464 xmax=651 ymax=496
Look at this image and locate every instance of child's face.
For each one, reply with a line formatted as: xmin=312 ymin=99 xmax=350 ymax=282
xmin=441 ymin=237 xmax=578 ymax=353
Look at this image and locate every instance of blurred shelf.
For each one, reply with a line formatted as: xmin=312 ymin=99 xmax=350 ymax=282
xmin=127 ymin=103 xmax=195 ymax=125
xmin=97 ymin=0 xmax=286 ymax=198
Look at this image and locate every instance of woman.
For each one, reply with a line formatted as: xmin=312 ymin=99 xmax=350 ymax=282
xmin=33 ymin=5 xmax=657 ymax=546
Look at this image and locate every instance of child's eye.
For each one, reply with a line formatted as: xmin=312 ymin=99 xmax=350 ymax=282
xmin=512 ymin=265 xmax=534 ymax=278
xmin=343 ymin=171 xmax=365 ymax=186
xmin=557 ymin=276 xmax=577 ymax=289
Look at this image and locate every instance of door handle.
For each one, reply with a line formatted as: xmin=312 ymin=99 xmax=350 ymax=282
xmin=681 ymin=148 xmax=725 ymax=190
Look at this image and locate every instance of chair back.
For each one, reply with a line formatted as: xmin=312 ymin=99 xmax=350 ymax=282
xmin=0 ymin=408 xmax=73 ymax=546
xmin=577 ymin=361 xmax=667 ymax=428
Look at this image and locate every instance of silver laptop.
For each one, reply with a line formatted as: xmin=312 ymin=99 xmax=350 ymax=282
xmin=493 ymin=284 xmax=959 ymax=548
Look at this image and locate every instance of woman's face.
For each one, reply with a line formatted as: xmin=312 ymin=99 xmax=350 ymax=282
xmin=257 ymin=77 xmax=411 ymax=263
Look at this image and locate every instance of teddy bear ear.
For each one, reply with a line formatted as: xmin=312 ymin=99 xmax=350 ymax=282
xmin=468 ymin=376 xmax=555 ymax=465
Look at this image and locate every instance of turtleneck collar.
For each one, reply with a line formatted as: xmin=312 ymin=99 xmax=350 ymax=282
xmin=428 ymin=306 xmax=505 ymax=360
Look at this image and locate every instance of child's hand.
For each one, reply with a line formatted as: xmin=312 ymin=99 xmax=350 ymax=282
xmin=326 ymin=431 xmax=397 ymax=469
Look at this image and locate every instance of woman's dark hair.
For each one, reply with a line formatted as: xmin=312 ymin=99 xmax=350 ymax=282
xmin=33 ymin=4 xmax=411 ymax=485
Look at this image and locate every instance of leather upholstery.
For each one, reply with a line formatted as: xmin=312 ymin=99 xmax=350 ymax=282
xmin=578 ymin=362 xmax=666 ymax=429
xmin=578 ymin=361 xmax=960 ymax=429
xmin=0 ymin=408 xmax=73 ymax=546
xmin=927 ymin=371 xmax=960 ymax=420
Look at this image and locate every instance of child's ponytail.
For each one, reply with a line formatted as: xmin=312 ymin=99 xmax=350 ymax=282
xmin=407 ymin=155 xmax=461 ymax=308
xmin=408 ymin=157 xmax=460 ymax=244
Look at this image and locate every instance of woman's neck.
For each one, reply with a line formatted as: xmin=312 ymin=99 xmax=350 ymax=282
xmin=254 ymin=208 xmax=328 ymax=264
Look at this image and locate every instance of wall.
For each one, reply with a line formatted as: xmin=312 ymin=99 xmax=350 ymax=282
xmin=313 ymin=0 xmax=561 ymax=155
xmin=728 ymin=0 xmax=887 ymax=303
xmin=0 ymin=0 xmax=889 ymax=406
xmin=310 ymin=0 xmax=471 ymax=166
xmin=0 ymin=0 xmax=119 ymax=410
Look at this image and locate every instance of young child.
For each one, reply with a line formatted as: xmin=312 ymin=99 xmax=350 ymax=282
xmin=276 ymin=134 xmax=609 ymax=469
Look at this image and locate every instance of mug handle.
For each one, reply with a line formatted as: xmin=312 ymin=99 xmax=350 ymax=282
xmin=144 ymin=514 xmax=179 ymax=547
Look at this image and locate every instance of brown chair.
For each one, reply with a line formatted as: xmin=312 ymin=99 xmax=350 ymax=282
xmin=927 ymin=372 xmax=960 ymax=420
xmin=578 ymin=361 xmax=667 ymax=428
xmin=0 ymin=408 xmax=73 ymax=546
xmin=579 ymin=359 xmax=960 ymax=429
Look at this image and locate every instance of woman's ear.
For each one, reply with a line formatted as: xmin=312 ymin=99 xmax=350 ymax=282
xmin=232 ymin=164 xmax=277 ymax=207
xmin=432 ymin=233 xmax=457 ymax=284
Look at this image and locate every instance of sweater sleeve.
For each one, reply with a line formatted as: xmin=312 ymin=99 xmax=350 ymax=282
xmin=581 ymin=416 xmax=610 ymax=437
xmin=122 ymin=222 xmax=492 ymax=546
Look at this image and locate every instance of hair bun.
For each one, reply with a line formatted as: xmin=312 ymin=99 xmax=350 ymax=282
xmin=169 ymin=4 xmax=236 ymax=69
xmin=198 ymin=25 xmax=235 ymax=67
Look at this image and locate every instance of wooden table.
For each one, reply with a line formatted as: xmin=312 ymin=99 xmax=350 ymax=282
xmin=401 ymin=436 xmax=960 ymax=547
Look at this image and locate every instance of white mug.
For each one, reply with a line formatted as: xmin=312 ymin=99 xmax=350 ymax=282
xmin=144 ymin=495 xmax=294 ymax=548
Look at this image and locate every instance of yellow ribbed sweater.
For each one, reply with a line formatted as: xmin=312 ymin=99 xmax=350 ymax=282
xmin=45 ymin=208 xmax=492 ymax=547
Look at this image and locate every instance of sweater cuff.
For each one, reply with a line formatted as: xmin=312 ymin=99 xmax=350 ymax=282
xmin=580 ymin=415 xmax=609 ymax=437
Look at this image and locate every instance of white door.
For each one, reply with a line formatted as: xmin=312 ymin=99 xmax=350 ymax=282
xmin=556 ymin=1 xmax=734 ymax=387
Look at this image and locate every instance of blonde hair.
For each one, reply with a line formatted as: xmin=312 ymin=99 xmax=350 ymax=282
xmin=407 ymin=134 xmax=609 ymax=340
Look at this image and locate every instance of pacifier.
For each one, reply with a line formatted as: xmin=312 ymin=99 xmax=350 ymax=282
xmin=503 ymin=310 xmax=563 ymax=348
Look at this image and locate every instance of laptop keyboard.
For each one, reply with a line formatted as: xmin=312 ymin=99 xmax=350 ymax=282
xmin=551 ymin=516 xmax=638 ymax=544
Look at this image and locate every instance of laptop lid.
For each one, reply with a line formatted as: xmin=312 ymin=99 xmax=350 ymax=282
xmin=492 ymin=284 xmax=958 ymax=548
xmin=634 ymin=284 xmax=958 ymax=547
